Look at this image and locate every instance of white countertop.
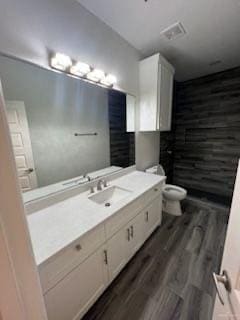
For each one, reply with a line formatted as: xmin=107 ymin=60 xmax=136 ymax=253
xmin=27 ymin=171 xmax=165 ymax=266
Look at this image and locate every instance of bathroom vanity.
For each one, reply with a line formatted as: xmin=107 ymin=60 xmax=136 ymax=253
xmin=27 ymin=170 xmax=165 ymax=320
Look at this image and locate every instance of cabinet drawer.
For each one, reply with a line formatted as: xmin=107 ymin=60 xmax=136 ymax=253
xmin=44 ymin=246 xmax=108 ymax=320
xmin=105 ymin=183 xmax=162 ymax=239
xmin=40 ymin=224 xmax=105 ymax=293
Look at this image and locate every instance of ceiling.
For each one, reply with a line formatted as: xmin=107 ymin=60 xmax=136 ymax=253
xmin=77 ymin=0 xmax=240 ymax=81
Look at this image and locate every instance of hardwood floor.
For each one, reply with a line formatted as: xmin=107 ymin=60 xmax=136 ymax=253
xmin=83 ymin=198 xmax=229 ymax=320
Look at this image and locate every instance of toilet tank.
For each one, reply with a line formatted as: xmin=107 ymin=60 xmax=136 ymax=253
xmin=145 ymin=165 xmax=165 ymax=176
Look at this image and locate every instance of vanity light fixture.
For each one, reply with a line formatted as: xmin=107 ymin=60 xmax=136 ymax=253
xmin=101 ymin=74 xmax=117 ymax=86
xmin=50 ymin=52 xmax=117 ymax=87
xmin=87 ymin=69 xmax=105 ymax=82
xmin=70 ymin=62 xmax=91 ymax=76
xmin=51 ymin=53 xmax=72 ymax=71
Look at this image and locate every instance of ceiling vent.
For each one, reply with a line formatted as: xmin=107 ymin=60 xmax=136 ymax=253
xmin=161 ymin=22 xmax=186 ymax=40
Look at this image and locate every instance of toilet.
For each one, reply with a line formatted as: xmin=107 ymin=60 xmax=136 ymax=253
xmin=146 ymin=165 xmax=187 ymax=216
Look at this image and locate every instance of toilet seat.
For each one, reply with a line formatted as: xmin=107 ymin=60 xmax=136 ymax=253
xmin=163 ymin=184 xmax=187 ymax=201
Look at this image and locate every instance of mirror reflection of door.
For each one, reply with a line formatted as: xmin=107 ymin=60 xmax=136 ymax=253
xmin=6 ymin=101 xmax=38 ymax=192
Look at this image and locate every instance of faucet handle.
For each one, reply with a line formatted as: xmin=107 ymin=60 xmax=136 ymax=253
xmin=83 ymin=173 xmax=91 ymax=182
xmin=103 ymin=180 xmax=108 ymax=187
xmin=97 ymin=180 xmax=103 ymax=191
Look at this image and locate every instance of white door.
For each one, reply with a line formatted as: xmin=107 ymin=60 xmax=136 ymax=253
xmin=6 ymin=101 xmax=37 ymax=192
xmin=0 ymin=82 xmax=47 ymax=320
xmin=213 ymin=161 xmax=240 ymax=319
xmin=107 ymin=226 xmax=129 ymax=282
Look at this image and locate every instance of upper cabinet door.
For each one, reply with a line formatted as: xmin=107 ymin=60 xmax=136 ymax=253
xmin=158 ymin=63 xmax=174 ymax=131
xmin=126 ymin=94 xmax=136 ymax=132
xmin=139 ymin=53 xmax=174 ymax=132
xmin=139 ymin=54 xmax=159 ymax=131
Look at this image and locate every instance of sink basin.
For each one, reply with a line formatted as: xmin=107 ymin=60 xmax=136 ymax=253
xmin=89 ymin=186 xmax=132 ymax=206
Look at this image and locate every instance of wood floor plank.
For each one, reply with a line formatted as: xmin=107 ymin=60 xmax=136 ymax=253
xmin=148 ymin=287 xmax=183 ymax=320
xmin=179 ymin=285 xmax=213 ymax=320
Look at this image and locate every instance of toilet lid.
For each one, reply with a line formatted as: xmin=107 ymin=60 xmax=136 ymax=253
xmin=165 ymin=186 xmax=182 ymax=193
xmin=164 ymin=184 xmax=187 ymax=195
xmin=163 ymin=184 xmax=187 ymax=200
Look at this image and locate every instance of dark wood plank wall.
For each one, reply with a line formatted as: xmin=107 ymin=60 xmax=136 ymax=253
xmin=170 ymin=67 xmax=240 ymax=202
xmin=160 ymin=131 xmax=175 ymax=183
xmin=108 ymin=90 xmax=135 ymax=168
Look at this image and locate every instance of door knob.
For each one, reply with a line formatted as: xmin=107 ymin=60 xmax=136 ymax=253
xmin=213 ymin=270 xmax=231 ymax=305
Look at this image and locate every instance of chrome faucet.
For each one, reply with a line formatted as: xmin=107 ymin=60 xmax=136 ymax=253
xmin=97 ymin=179 xmax=107 ymax=191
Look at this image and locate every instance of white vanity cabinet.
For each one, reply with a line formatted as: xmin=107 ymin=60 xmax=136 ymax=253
xmin=139 ymin=53 xmax=175 ymax=132
xmin=142 ymin=196 xmax=162 ymax=241
xmin=40 ymin=179 xmax=164 ymax=320
xmin=44 ymin=246 xmax=108 ymax=320
xmin=126 ymin=212 xmax=145 ymax=259
xmin=106 ymin=226 xmax=129 ymax=282
xmin=106 ymin=189 xmax=162 ymax=283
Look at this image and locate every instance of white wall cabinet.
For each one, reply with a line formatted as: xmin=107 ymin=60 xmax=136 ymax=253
xmin=139 ymin=53 xmax=175 ymax=132
xmin=43 ymin=183 xmax=163 ymax=320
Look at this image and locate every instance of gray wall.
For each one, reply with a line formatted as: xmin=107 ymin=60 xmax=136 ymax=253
xmin=0 ymin=0 xmax=139 ymax=96
xmin=160 ymin=67 xmax=240 ymax=204
xmin=0 ymin=55 xmax=110 ymax=187
xmin=0 ymin=0 xmax=160 ymax=171
xmin=174 ymin=67 xmax=240 ymax=202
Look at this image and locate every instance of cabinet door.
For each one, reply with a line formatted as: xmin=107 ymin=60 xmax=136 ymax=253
xmin=127 ymin=212 xmax=145 ymax=259
xmin=139 ymin=54 xmax=159 ymax=131
xmin=107 ymin=227 xmax=129 ymax=282
xmin=143 ymin=196 xmax=162 ymax=240
xmin=44 ymin=246 xmax=108 ymax=320
xmin=158 ymin=63 xmax=174 ymax=131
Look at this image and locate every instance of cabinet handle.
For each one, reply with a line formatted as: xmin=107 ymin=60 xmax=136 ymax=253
xmin=127 ymin=228 xmax=131 ymax=241
xmin=130 ymin=226 xmax=134 ymax=238
xmin=145 ymin=211 xmax=149 ymax=222
xmin=75 ymin=244 xmax=82 ymax=251
xmin=103 ymin=250 xmax=108 ymax=265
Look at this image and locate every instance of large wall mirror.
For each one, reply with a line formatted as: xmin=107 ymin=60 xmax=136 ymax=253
xmin=0 ymin=54 xmax=135 ymax=202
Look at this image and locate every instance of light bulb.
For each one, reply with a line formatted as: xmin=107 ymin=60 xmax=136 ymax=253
xmin=50 ymin=53 xmax=72 ymax=71
xmin=87 ymin=69 xmax=105 ymax=82
xmin=70 ymin=62 xmax=91 ymax=76
xmin=101 ymin=74 xmax=117 ymax=86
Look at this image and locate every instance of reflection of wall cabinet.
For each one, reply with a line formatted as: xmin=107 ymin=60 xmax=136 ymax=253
xmin=139 ymin=53 xmax=175 ymax=132
xmin=126 ymin=94 xmax=136 ymax=132
xmin=41 ymin=184 xmax=163 ymax=320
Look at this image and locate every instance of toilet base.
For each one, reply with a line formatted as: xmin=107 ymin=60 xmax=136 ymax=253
xmin=163 ymin=198 xmax=183 ymax=216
